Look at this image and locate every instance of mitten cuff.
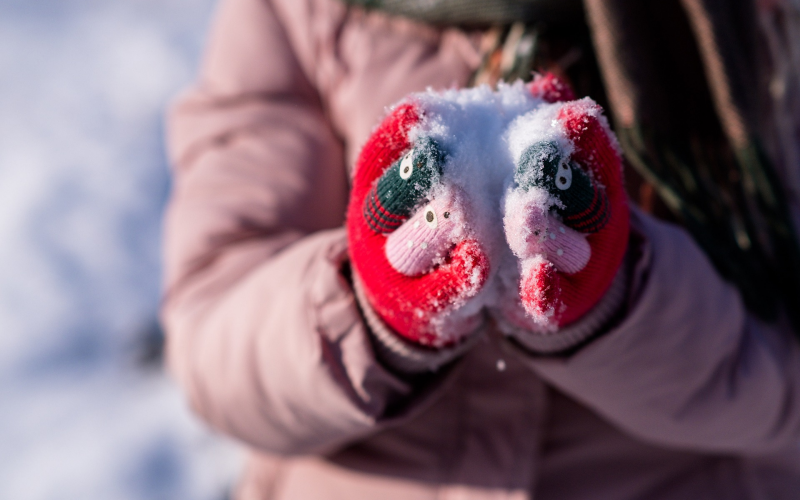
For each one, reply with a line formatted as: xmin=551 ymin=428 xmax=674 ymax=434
xmin=352 ymin=270 xmax=482 ymax=374
xmin=501 ymin=253 xmax=631 ymax=355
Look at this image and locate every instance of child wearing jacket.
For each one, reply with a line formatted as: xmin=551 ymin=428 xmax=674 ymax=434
xmin=162 ymin=0 xmax=800 ymax=497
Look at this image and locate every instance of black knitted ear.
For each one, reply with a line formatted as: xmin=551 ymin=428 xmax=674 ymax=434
xmin=364 ymin=137 xmax=445 ymax=234
xmin=516 ymin=141 xmax=609 ymax=233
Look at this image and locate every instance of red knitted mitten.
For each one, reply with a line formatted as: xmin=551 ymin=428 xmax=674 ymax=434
xmin=502 ymin=95 xmax=629 ymax=330
xmin=528 ymin=72 xmax=576 ymax=103
xmin=347 ymin=102 xmax=490 ymax=348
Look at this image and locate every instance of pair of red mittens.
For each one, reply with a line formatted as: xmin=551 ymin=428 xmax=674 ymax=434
xmin=347 ymin=75 xmax=629 ymax=348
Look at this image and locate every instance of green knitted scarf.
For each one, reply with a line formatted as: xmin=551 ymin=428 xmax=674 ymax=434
xmin=341 ymin=0 xmax=581 ymax=26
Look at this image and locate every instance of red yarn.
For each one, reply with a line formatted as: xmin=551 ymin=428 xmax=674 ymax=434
xmin=520 ymin=260 xmax=560 ymax=319
xmin=528 ymin=73 xmax=577 ymax=103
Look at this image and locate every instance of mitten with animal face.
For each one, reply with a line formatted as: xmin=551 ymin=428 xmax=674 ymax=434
xmin=347 ymin=102 xmax=490 ymax=348
xmin=501 ymin=97 xmax=629 ymax=331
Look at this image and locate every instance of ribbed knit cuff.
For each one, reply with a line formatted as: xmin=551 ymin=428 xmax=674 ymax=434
xmin=498 ymin=256 xmax=631 ymax=354
xmin=352 ymin=271 xmax=482 ymax=374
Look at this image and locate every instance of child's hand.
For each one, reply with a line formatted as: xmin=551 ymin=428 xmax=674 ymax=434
xmin=501 ymin=98 xmax=630 ymax=330
xmin=347 ymin=103 xmax=490 ymax=348
xmin=349 ymin=77 xmax=628 ymax=349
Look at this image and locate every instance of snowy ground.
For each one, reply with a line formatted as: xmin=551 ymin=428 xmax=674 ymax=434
xmin=0 ymin=1 xmax=243 ymax=498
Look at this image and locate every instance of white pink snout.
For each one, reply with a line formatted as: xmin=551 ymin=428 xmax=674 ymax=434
xmin=507 ymin=201 xmax=591 ymax=274
xmin=386 ymin=196 xmax=462 ymax=276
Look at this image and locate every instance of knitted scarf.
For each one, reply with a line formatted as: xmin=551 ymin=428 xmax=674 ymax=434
xmin=341 ymin=0 xmax=582 ymax=26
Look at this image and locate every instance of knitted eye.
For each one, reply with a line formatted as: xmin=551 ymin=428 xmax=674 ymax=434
xmin=424 ymin=206 xmax=438 ymax=229
xmin=399 ymin=153 xmax=414 ymax=180
xmin=555 ymin=161 xmax=572 ymax=190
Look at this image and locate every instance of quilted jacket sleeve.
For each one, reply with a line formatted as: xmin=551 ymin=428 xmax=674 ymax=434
xmin=162 ymin=0 xmax=445 ymax=455
xmin=525 ymin=210 xmax=800 ymax=454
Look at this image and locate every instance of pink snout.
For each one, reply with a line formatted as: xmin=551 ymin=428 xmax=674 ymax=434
xmin=522 ymin=208 xmax=591 ymax=274
xmin=386 ymin=197 xmax=461 ymax=276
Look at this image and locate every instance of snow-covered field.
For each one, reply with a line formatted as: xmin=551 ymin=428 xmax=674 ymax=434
xmin=0 ymin=1 xmax=243 ymax=498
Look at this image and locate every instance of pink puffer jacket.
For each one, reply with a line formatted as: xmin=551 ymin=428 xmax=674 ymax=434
xmin=163 ymin=0 xmax=800 ymax=498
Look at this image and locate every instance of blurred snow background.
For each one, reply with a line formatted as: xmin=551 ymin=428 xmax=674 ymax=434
xmin=0 ymin=1 xmax=243 ymax=498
